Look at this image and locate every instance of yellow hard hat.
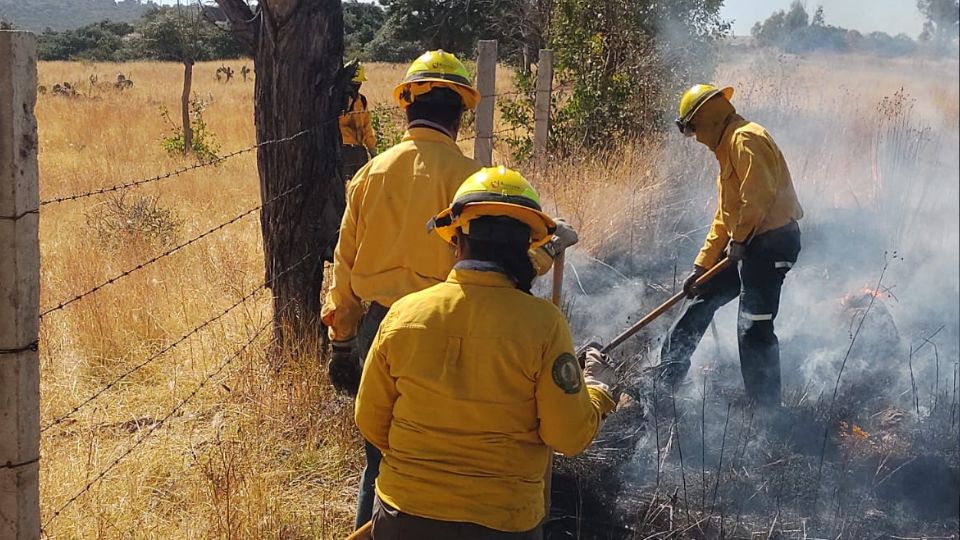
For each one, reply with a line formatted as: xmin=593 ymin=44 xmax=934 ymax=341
xmin=675 ymin=84 xmax=734 ymax=136
xmin=352 ymin=62 xmax=367 ymax=83
xmin=428 ymin=166 xmax=556 ymax=248
xmin=393 ymin=50 xmax=481 ymax=110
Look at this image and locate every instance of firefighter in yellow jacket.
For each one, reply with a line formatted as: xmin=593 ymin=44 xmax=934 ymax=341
xmin=659 ymin=84 xmax=803 ymax=406
xmin=356 ymin=167 xmax=620 ymax=539
xmin=322 ymin=51 xmax=578 ymax=530
xmin=339 ymin=62 xmax=378 ymax=180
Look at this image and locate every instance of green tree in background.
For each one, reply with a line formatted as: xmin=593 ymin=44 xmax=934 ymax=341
xmin=751 ymin=2 xmax=926 ymax=57
xmin=344 ymin=0 xmax=387 ymax=59
xmin=373 ymin=0 xmax=552 ymax=66
xmin=378 ymin=0 xmax=495 ymax=55
xmin=502 ymin=0 xmax=728 ymax=156
xmin=38 ymin=21 xmax=135 ymax=61
xmin=130 ymin=6 xmax=248 ymax=61
xmin=35 ymin=6 xmax=248 ymax=62
xmin=918 ymin=0 xmax=960 ymax=45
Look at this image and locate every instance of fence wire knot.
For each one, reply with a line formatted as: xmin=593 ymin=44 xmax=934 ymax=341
xmin=0 ymin=340 xmax=39 ymax=355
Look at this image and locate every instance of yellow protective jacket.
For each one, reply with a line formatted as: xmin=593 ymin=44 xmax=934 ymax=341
xmin=322 ymin=127 xmax=558 ymax=341
xmin=339 ymin=93 xmax=376 ymax=151
xmin=695 ymin=116 xmax=804 ymax=269
xmin=355 ymin=264 xmax=616 ymax=532
xmin=322 ymin=127 xmax=481 ymax=341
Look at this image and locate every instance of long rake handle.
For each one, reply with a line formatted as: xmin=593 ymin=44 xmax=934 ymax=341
xmin=601 ymin=257 xmax=733 ymax=354
xmin=543 ymin=249 xmax=566 ymax=522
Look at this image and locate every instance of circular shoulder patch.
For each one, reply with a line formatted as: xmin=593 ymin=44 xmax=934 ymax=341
xmin=551 ymin=353 xmax=582 ymax=395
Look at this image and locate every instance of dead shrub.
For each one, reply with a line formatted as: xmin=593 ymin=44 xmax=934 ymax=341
xmin=85 ymin=192 xmax=184 ymax=251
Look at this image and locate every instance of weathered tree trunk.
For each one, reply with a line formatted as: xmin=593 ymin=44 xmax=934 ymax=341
xmin=181 ymin=59 xmax=194 ymax=154
xmin=216 ymin=0 xmax=347 ymax=345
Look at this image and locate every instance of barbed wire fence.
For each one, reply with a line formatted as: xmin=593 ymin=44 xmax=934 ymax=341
xmin=19 ymin=40 xmax=559 ymax=534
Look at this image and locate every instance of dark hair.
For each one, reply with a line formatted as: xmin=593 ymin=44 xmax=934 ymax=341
xmin=461 ymin=217 xmax=536 ymax=293
xmin=405 ymin=87 xmax=464 ymax=131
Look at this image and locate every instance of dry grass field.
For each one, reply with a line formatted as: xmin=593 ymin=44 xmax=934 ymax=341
xmin=36 ymin=51 xmax=958 ymax=539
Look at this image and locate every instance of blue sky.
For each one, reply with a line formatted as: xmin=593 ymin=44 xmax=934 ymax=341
xmin=162 ymin=0 xmax=927 ymax=38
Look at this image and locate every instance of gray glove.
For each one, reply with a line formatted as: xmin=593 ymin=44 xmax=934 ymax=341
xmin=542 ymin=218 xmax=579 ymax=258
xmin=580 ymin=346 xmax=620 ymax=404
xmin=682 ymin=266 xmax=707 ymax=299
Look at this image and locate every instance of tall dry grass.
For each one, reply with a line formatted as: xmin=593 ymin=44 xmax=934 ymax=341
xmin=37 ymin=51 xmax=958 ymax=539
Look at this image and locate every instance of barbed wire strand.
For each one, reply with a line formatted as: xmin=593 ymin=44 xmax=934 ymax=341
xmin=39 ymin=184 xmax=302 ymax=319
xmin=40 ymin=130 xmax=311 ymax=206
xmin=40 ymin=253 xmax=312 ymax=433
xmin=0 ymin=208 xmax=39 ymax=221
xmin=457 ymin=125 xmax=524 ymax=143
xmin=40 ymin=88 xmax=541 ymax=206
xmin=41 ymin=318 xmax=270 ymax=531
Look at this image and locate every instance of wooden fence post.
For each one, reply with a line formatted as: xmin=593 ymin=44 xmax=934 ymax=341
xmin=473 ymin=40 xmax=497 ymax=166
xmin=0 ymin=30 xmax=41 ymax=540
xmin=534 ymin=49 xmax=553 ymax=161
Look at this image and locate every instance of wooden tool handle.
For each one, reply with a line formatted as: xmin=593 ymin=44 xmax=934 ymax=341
xmin=551 ymin=250 xmax=565 ymax=307
xmin=345 ymin=521 xmax=373 ymax=540
xmin=543 ymin=249 xmax=565 ymax=522
xmin=601 ymin=257 xmax=733 ymax=354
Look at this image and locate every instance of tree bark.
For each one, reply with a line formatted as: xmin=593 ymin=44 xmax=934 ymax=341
xmin=181 ymin=59 xmax=194 ymax=155
xmin=216 ymin=0 xmax=347 ymax=344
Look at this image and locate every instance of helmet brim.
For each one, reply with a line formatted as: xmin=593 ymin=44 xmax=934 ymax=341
xmin=430 ymin=202 xmax=556 ymax=249
xmin=677 ymin=86 xmax=735 ymax=130
xmin=393 ymin=79 xmax=481 ymax=110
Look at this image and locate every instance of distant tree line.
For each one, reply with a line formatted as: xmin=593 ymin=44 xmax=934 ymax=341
xmin=751 ymin=1 xmax=958 ymax=57
xmin=36 ymin=7 xmax=248 ymax=61
xmin=0 ymin=0 xmax=153 ymax=32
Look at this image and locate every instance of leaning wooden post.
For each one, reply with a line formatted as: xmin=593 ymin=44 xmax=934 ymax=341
xmin=533 ymin=49 xmax=553 ymax=162
xmin=0 ymin=30 xmax=41 ymax=540
xmin=473 ymin=40 xmax=497 ymax=166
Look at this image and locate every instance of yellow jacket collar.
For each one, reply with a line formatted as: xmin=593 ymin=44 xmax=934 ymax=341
xmin=403 ymin=126 xmax=461 ymax=150
xmin=714 ymin=114 xmax=746 ymax=162
xmin=447 ymin=265 xmax=517 ymax=289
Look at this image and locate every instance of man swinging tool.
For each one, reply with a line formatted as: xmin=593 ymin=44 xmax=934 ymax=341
xmin=658 ymin=84 xmax=803 ymax=407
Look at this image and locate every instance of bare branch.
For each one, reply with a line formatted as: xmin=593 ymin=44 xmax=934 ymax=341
xmin=213 ymin=0 xmax=257 ymax=40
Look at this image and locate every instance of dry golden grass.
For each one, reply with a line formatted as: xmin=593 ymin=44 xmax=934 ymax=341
xmin=37 ymin=52 xmax=958 ymax=539
xmin=38 ymin=61 xmax=360 ymax=539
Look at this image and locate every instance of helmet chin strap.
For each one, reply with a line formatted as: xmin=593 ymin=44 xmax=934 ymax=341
xmin=407 ymin=119 xmax=455 ymax=140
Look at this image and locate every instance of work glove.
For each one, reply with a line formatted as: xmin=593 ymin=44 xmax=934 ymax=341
xmin=542 ymin=218 xmax=579 ymax=258
xmin=328 ymin=338 xmax=361 ymax=397
xmin=682 ymin=266 xmax=707 ymax=299
xmin=580 ymin=345 xmax=621 ymax=405
xmin=727 ymin=241 xmax=747 ymax=262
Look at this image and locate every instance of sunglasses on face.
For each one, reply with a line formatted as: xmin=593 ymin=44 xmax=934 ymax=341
xmin=675 ymin=118 xmax=696 ymax=137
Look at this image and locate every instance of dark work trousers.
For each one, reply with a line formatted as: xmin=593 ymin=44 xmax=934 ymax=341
xmin=342 ymin=144 xmax=370 ymax=182
xmin=372 ymin=495 xmax=543 ymax=540
xmin=659 ymin=222 xmax=801 ymax=406
xmin=355 ymin=302 xmax=390 ymax=529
